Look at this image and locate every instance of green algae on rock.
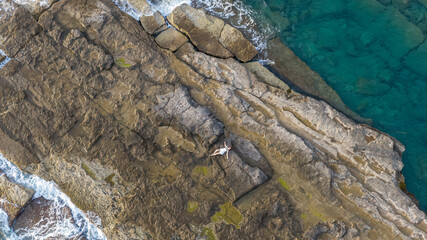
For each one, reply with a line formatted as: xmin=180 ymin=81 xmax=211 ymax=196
xmin=104 ymin=173 xmax=115 ymax=186
xmin=211 ymin=201 xmax=243 ymax=229
xmin=114 ymin=57 xmax=134 ymax=68
xmin=82 ymin=163 xmax=96 ymax=180
xmin=0 ymin=0 xmax=426 ymax=239
xmin=278 ymin=178 xmax=291 ymax=191
xmin=187 ymin=201 xmax=198 ymax=213
xmin=200 ymin=227 xmax=216 ymax=240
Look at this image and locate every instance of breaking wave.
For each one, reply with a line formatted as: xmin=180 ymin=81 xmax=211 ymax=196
xmin=194 ymin=0 xmax=277 ymax=62
xmin=0 ymin=154 xmax=107 ymax=240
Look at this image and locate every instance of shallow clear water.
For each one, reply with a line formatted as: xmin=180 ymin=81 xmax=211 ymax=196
xmin=0 ymin=1 xmax=425 ymax=238
xmin=196 ymin=0 xmax=427 ymax=210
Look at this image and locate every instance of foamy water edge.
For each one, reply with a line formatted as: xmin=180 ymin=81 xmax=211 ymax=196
xmin=0 ymin=154 xmax=107 ymax=240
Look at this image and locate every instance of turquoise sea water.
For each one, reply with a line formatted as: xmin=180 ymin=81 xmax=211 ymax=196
xmin=250 ymin=0 xmax=427 ymax=210
xmin=197 ymin=0 xmax=427 ymax=210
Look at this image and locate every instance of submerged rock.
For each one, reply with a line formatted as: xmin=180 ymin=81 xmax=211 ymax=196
xmin=267 ymin=38 xmax=371 ymax=124
xmin=356 ymin=77 xmax=391 ymax=96
xmin=0 ymin=0 xmax=425 ymax=239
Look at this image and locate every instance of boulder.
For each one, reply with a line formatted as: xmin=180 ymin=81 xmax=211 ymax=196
xmin=140 ymin=11 xmax=166 ymax=35
xmin=155 ymin=27 xmax=188 ymax=51
xmin=167 ymin=4 xmax=233 ymax=58
xmin=0 ymin=55 xmax=5 ymax=63
xmin=168 ymin=4 xmax=258 ymax=61
xmin=127 ymin=0 xmax=166 ymax=35
xmin=13 ymin=197 xmax=84 ymax=239
xmin=0 ymin=174 xmax=35 ymax=224
xmin=219 ymin=24 xmax=257 ymax=62
xmin=127 ymin=0 xmax=152 ymax=15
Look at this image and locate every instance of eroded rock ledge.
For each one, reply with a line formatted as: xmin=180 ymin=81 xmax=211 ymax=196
xmin=0 ymin=0 xmax=426 ymax=239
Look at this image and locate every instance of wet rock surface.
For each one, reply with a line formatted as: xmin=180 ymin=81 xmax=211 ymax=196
xmin=267 ymin=38 xmax=370 ymax=124
xmin=0 ymin=174 xmax=34 ymax=225
xmin=0 ymin=0 xmax=425 ymax=240
xmin=13 ymin=197 xmax=85 ymax=239
xmin=130 ymin=0 xmax=167 ymax=36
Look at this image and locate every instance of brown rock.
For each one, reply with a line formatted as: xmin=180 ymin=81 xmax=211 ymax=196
xmin=127 ymin=0 xmax=166 ymax=35
xmin=219 ymin=24 xmax=257 ymax=62
xmin=0 ymin=0 xmax=426 ymax=239
xmin=0 ymin=1 xmax=42 ymax=57
xmin=0 ymin=174 xmax=34 ymax=224
xmin=140 ymin=11 xmax=166 ymax=35
xmin=244 ymin=61 xmax=290 ymax=91
xmin=13 ymin=197 xmax=85 ymax=239
xmin=215 ymin=150 xmax=268 ymax=200
xmin=155 ymin=27 xmax=188 ymax=51
xmin=127 ymin=0 xmax=152 ymax=15
xmin=0 ymin=55 xmax=5 ymax=63
xmin=167 ymin=4 xmax=233 ymax=58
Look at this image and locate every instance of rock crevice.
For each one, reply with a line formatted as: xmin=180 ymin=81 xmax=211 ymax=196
xmin=0 ymin=0 xmax=425 ymax=239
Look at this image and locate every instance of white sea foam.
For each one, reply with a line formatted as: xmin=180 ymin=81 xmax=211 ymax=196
xmin=110 ymin=0 xmax=142 ymax=19
xmin=109 ymin=0 xmax=274 ymax=62
xmin=0 ymin=50 xmax=11 ymax=69
xmin=194 ymin=0 xmax=277 ymax=62
xmin=0 ymin=1 xmax=15 ymax=22
xmin=110 ymin=0 xmax=190 ymax=18
xmin=0 ymin=154 xmax=107 ymax=240
xmin=0 ymin=209 xmax=18 ymax=239
xmin=12 ymin=0 xmax=49 ymax=8
xmin=146 ymin=0 xmax=191 ymax=16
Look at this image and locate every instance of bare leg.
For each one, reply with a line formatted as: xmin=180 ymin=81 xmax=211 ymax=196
xmin=211 ymin=149 xmax=221 ymax=156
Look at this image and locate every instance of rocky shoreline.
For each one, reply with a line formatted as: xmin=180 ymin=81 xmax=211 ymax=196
xmin=0 ymin=0 xmax=426 ymax=239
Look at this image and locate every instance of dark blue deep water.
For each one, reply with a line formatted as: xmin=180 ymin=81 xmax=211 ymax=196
xmin=197 ymin=0 xmax=427 ymax=210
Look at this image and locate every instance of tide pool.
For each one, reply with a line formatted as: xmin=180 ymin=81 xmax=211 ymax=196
xmin=197 ymin=0 xmax=427 ymax=210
